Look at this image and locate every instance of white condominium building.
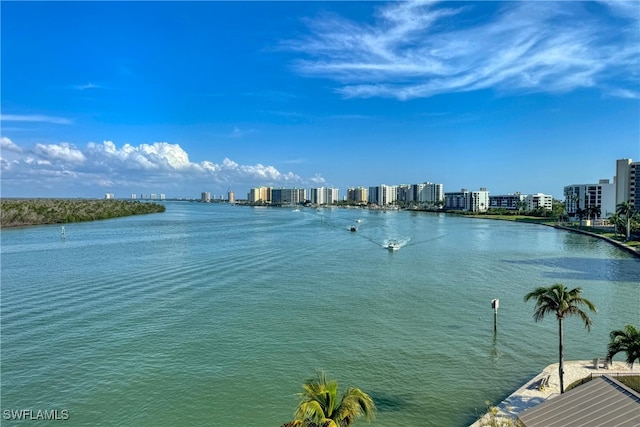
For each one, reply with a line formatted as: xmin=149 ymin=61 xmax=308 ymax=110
xmin=445 ymin=188 xmax=489 ymax=212
xmin=368 ymin=184 xmax=397 ymax=205
xmin=310 ymin=187 xmax=339 ymax=205
xmin=563 ymin=179 xmax=616 ymax=218
xmin=413 ymin=182 xmax=444 ymax=205
xmin=526 ymin=193 xmax=553 ymax=211
xmin=616 ymin=158 xmax=640 ymax=210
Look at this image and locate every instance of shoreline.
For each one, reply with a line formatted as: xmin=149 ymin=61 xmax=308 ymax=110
xmin=470 ymin=360 xmax=640 ymax=426
xmin=447 ymin=211 xmax=640 ymax=259
xmin=549 ymin=224 xmax=640 ymax=258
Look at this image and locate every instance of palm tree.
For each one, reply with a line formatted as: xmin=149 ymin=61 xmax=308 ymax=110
xmin=607 ymin=324 xmax=640 ymax=368
xmin=524 ymin=284 xmax=597 ymax=394
xmin=291 ymin=371 xmax=376 ymax=427
xmin=608 ymin=213 xmax=622 ymax=237
xmin=616 ymin=200 xmax=636 ymax=241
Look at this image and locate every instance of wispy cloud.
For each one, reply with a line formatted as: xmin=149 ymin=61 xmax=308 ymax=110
xmin=72 ymin=82 xmax=102 ymax=91
xmin=0 ymin=114 xmax=73 ymax=125
xmin=285 ymin=1 xmax=639 ymax=100
xmin=229 ymin=127 xmax=256 ymax=138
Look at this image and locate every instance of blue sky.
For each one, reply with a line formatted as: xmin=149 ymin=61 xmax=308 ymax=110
xmin=1 ymin=1 xmax=639 ymax=200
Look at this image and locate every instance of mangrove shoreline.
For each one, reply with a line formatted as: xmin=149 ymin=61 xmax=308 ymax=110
xmin=0 ymin=198 xmax=165 ymax=229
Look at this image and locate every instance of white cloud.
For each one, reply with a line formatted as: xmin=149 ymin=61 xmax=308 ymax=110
xmin=286 ymin=1 xmax=639 ymax=100
xmin=1 ymin=139 xmax=313 ymax=196
xmin=0 ymin=114 xmax=73 ymax=125
xmin=34 ymin=142 xmax=86 ymax=163
xmin=1 ymin=137 xmax=24 ymax=153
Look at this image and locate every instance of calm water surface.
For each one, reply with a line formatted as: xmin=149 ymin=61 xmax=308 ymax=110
xmin=2 ymin=202 xmax=639 ymax=426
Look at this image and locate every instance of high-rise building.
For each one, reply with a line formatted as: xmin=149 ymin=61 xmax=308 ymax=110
xmin=310 ymin=187 xmax=339 ymax=205
xmin=228 ymin=191 xmax=235 ymax=203
xmin=347 ymin=187 xmax=368 ymax=204
xmin=615 ymin=158 xmax=640 ymax=210
xmin=379 ymin=185 xmax=398 ymax=205
xmin=248 ymin=187 xmax=271 ymax=203
xmin=201 ymin=192 xmax=211 ymax=202
xmin=271 ymin=188 xmax=306 ymax=205
xmin=412 ymin=182 xmax=444 ymax=206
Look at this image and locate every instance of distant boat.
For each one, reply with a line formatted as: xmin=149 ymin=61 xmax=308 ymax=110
xmin=350 ymin=226 xmax=357 ymax=232
xmin=292 ymin=208 xmax=300 ymax=212
xmin=355 ymin=219 xmax=362 ymax=223
xmin=386 ymin=240 xmax=400 ymax=251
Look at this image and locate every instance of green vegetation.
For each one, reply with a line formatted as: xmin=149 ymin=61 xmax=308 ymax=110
xmin=282 ymin=371 xmax=376 ymax=427
xmin=0 ymin=198 xmax=165 ymax=228
xmin=608 ymin=324 xmax=640 ymax=368
xmin=524 ymin=284 xmax=597 ymax=394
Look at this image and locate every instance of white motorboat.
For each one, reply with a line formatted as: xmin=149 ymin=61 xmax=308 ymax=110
xmin=386 ymin=240 xmax=400 ymax=251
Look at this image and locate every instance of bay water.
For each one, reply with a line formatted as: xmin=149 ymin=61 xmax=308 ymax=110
xmin=1 ymin=202 xmax=639 ymax=426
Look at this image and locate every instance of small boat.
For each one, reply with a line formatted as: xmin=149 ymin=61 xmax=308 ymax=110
xmin=386 ymin=240 xmax=400 ymax=251
xmin=350 ymin=226 xmax=357 ymax=232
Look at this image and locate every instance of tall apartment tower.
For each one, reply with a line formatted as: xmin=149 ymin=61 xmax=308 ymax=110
xmin=347 ymin=187 xmax=368 ymax=204
xmin=616 ymin=159 xmax=632 ymax=206
xmin=615 ymin=158 xmax=640 ymax=210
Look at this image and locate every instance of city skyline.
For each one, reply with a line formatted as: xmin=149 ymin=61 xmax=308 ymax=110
xmin=2 ymin=1 xmax=639 ymax=200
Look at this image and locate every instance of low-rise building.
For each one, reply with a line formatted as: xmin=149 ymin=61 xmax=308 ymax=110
xmin=445 ymin=188 xmax=489 ymax=212
xmin=489 ymin=193 xmax=526 ymax=210
xmin=526 ymin=193 xmax=553 ymax=211
xmin=563 ymin=179 xmax=616 ymax=218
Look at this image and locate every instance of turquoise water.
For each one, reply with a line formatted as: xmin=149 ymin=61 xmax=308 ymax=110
xmin=1 ymin=202 xmax=639 ymax=426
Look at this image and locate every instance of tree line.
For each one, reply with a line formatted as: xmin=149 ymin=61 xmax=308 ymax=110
xmin=0 ymin=199 xmax=165 ymax=228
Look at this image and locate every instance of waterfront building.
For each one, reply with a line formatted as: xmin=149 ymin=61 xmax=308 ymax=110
xmin=346 ymin=187 xmax=368 ymax=204
xmin=271 ymin=188 xmax=306 ymax=205
xmin=444 ymin=188 xmax=489 ymax=212
xmin=634 ymin=162 xmax=640 ymax=211
xmin=526 ymin=193 xmax=553 ymax=211
xmin=412 ymin=182 xmax=444 ymax=206
xmin=201 ymin=192 xmax=211 ymax=203
xmin=489 ymin=193 xmax=526 ymax=210
xmin=310 ymin=187 xmax=339 ymax=205
xmin=616 ymin=158 xmax=640 ymax=210
xmin=563 ymin=179 xmax=616 ymax=218
xmin=160 ymin=194 xmax=165 ymax=200
xmin=367 ymin=184 xmax=397 ymax=205
xmin=396 ymin=185 xmax=412 ymax=203
xmin=248 ymin=187 xmax=271 ymax=203
xmin=105 ymin=193 xmax=115 ymax=199
xmin=228 ymin=191 xmax=235 ymax=203
xmin=131 ymin=194 xmax=137 ymax=200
